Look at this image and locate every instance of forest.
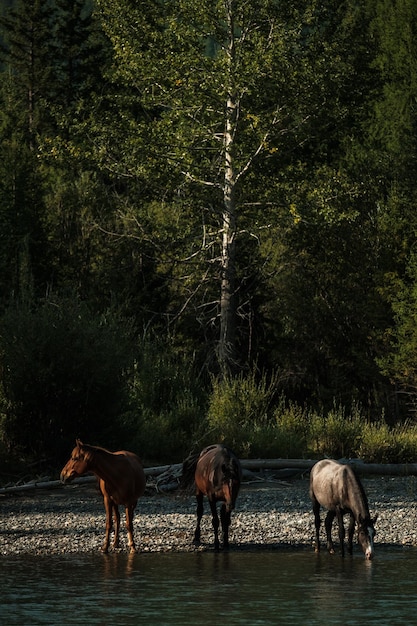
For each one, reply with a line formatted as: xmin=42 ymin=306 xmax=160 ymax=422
xmin=1 ymin=0 xmax=417 ymax=470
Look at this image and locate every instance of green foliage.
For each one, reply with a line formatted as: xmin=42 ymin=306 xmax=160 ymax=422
xmin=0 ymin=298 xmax=135 ymax=462
xmin=366 ymin=0 xmax=417 ymax=412
xmin=205 ymin=381 xmax=417 ymax=463
xmin=128 ymin=337 xmax=208 ymax=463
xmin=272 ymin=400 xmax=311 ymax=458
xmin=308 ymin=405 xmax=364 ymax=459
xmin=356 ymin=420 xmax=417 ymax=464
xmin=94 ymin=0 xmax=369 ymax=375
xmin=2 ymin=0 xmax=417 ymax=467
xmin=371 ymin=0 xmax=417 ymax=159
xmin=377 ymin=250 xmax=417 ymax=397
xmin=206 ymin=371 xmax=278 ymax=455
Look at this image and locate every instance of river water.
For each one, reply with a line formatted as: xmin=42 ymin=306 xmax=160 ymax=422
xmin=1 ymin=548 xmax=417 ymax=625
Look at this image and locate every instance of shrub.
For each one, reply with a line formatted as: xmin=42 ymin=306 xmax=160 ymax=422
xmin=0 ymin=298 xmax=135 ymax=463
xmin=128 ymin=337 xmax=208 ymax=463
xmin=308 ymin=404 xmax=364 ymax=458
xmin=206 ymin=371 xmax=277 ymax=456
xmin=391 ymin=423 xmax=417 ymax=463
xmin=356 ymin=420 xmax=393 ymax=463
xmin=358 ymin=420 xmax=417 ymax=463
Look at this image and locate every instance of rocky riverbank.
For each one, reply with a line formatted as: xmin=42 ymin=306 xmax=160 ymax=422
xmin=1 ymin=475 xmax=417 ymax=556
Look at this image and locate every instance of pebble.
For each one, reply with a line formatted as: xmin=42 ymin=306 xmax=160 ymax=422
xmin=1 ymin=476 xmax=416 ymax=555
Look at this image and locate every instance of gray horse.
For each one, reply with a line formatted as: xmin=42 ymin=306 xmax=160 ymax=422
xmin=310 ymin=459 xmax=377 ymax=559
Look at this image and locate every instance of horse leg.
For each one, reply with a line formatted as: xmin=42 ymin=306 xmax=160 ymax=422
xmin=125 ymin=504 xmax=137 ymax=554
xmin=336 ymin=508 xmax=346 ymax=557
xmin=112 ymin=504 xmax=120 ymax=550
xmin=209 ymin=498 xmax=220 ymax=551
xmin=194 ymin=493 xmax=204 ymax=545
xmin=220 ymin=503 xmax=231 ymax=549
xmin=312 ymin=497 xmax=321 ymax=553
xmin=102 ymin=495 xmax=113 ymax=553
xmin=347 ymin=514 xmax=355 ymax=555
xmin=324 ymin=510 xmax=336 ymax=554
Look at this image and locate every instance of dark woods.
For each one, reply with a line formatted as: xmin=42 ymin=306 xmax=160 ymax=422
xmin=1 ymin=0 xmax=417 ymax=465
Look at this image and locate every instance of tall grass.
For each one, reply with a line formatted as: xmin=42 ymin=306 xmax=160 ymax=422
xmin=205 ymin=372 xmax=417 ymax=463
xmin=127 ymin=362 xmax=417 ymax=463
xmin=206 ymin=371 xmax=279 ymax=456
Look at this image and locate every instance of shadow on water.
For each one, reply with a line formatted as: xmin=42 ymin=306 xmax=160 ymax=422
xmin=2 ymin=547 xmax=417 ymax=625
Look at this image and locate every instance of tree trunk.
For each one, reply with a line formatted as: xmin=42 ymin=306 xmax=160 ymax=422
xmin=218 ymin=2 xmax=238 ymax=377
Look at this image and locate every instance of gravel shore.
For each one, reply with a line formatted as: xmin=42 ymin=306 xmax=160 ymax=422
xmin=1 ymin=475 xmax=417 ymax=556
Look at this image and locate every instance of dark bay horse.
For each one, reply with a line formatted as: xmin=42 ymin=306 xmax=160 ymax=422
xmin=310 ymin=459 xmax=377 ymax=560
xmin=60 ymin=439 xmax=146 ymax=553
xmin=182 ymin=444 xmax=242 ymax=551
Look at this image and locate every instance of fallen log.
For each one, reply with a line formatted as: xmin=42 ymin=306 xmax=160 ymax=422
xmin=342 ymin=460 xmax=417 ymax=476
xmin=0 ymin=464 xmax=183 ymax=495
xmin=240 ymin=458 xmax=417 ymax=476
xmin=0 ymin=475 xmax=95 ymax=495
xmin=241 ymin=459 xmax=314 ymax=471
xmin=2 ymin=458 xmax=417 ymax=495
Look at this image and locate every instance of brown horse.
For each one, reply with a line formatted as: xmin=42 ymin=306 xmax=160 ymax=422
xmin=60 ymin=439 xmax=146 ymax=554
xmin=182 ymin=444 xmax=242 ymax=551
xmin=310 ymin=459 xmax=377 ymax=560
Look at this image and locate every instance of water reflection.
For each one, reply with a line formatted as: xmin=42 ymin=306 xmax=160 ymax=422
xmin=102 ymin=552 xmax=136 ymax=578
xmin=310 ymin=555 xmax=373 ymax=623
xmin=2 ymin=549 xmax=417 ymax=625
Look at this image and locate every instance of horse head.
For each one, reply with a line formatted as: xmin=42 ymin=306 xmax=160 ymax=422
xmin=221 ymin=460 xmax=241 ymax=512
xmin=358 ymin=513 xmax=378 ymax=560
xmin=60 ymin=439 xmax=91 ymax=483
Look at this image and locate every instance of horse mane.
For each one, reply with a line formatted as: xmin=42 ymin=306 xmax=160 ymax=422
xmin=78 ymin=441 xmax=113 ymax=461
xmin=349 ymin=465 xmax=371 ymax=517
xmin=180 ymin=445 xmax=240 ymax=492
xmin=180 ymin=451 xmax=200 ymax=491
xmin=222 ymin=455 xmax=240 ymax=480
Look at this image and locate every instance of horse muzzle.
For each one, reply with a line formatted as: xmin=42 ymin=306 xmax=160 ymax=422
xmin=60 ymin=471 xmax=74 ymax=484
xmin=365 ymin=547 xmax=374 ymax=560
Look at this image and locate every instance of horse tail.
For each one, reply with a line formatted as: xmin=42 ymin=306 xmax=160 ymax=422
xmin=180 ymin=451 xmax=200 ymax=491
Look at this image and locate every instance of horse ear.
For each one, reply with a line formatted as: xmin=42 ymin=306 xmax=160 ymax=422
xmin=76 ymin=438 xmax=83 ymax=447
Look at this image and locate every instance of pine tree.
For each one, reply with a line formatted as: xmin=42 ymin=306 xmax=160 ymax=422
xmin=0 ymin=0 xmax=54 ymax=304
xmin=370 ymin=0 xmax=417 ymax=409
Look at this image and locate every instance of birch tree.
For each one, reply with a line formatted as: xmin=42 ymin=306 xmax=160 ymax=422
xmin=95 ymin=0 xmax=346 ymax=375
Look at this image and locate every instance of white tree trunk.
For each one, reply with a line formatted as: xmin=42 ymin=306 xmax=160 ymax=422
xmin=218 ymin=2 xmax=238 ymax=375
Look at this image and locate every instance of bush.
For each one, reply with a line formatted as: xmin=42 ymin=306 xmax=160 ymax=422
xmin=128 ymin=337 xmax=208 ymax=463
xmin=206 ymin=371 xmax=278 ymax=456
xmin=272 ymin=399 xmax=310 ymax=458
xmin=0 ymin=298 xmax=135 ymax=464
xmin=358 ymin=420 xmax=417 ymax=463
xmin=355 ymin=420 xmax=393 ymax=463
xmin=308 ymin=404 xmax=364 ymax=459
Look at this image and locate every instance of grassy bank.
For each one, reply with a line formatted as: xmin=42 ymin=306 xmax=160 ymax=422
xmin=205 ymin=403 xmax=417 ymax=464
xmin=202 ymin=375 xmax=417 ymax=464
